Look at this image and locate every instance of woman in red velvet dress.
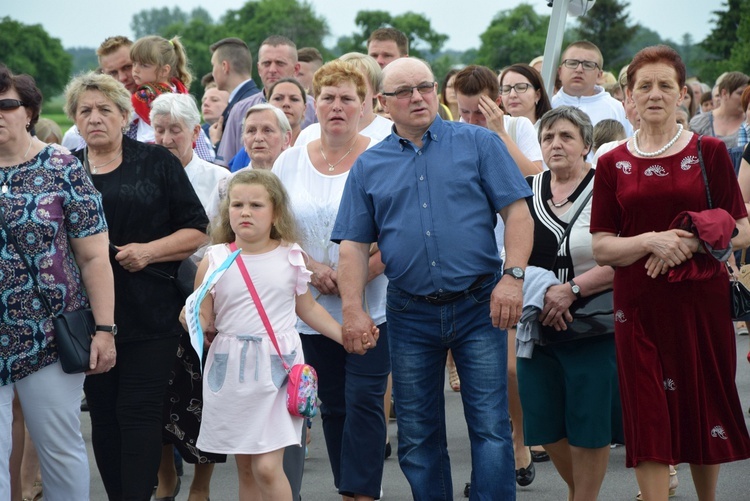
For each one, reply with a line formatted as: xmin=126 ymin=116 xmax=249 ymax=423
xmin=591 ymin=45 xmax=750 ymax=501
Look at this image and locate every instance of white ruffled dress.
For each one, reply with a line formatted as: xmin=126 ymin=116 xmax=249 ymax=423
xmin=197 ymin=242 xmax=311 ymax=454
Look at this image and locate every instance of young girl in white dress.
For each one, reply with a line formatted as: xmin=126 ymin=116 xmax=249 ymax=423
xmin=192 ymin=170 xmax=376 ymax=499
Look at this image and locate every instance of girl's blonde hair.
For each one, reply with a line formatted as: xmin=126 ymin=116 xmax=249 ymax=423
xmin=130 ymin=35 xmax=192 ymax=89
xmin=212 ymin=170 xmax=298 ymax=245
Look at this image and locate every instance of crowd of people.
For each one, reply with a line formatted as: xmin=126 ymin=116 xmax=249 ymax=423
xmin=0 ymin=23 xmax=748 ymax=501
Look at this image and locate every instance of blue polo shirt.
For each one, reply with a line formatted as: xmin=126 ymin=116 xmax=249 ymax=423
xmin=331 ymin=116 xmax=532 ymax=296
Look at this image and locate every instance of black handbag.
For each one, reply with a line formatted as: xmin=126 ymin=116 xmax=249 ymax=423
xmin=540 ymin=290 xmax=614 ymax=345
xmin=539 ymin=189 xmax=615 ymax=345
xmin=696 ymin=136 xmax=750 ymax=321
xmin=0 ymin=208 xmax=93 ymax=374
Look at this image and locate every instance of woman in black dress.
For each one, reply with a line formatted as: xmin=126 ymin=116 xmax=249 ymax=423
xmin=64 ymin=71 xmax=208 ymax=500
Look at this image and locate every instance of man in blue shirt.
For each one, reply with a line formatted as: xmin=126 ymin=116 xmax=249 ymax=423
xmin=332 ymin=58 xmax=534 ymax=500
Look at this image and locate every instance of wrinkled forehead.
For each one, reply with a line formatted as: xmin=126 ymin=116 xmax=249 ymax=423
xmin=245 ymin=110 xmax=281 ymax=130
xmin=382 ymin=59 xmax=433 ymax=89
xmin=152 ymin=113 xmax=185 ymax=127
xmin=258 ymin=44 xmax=295 ymax=64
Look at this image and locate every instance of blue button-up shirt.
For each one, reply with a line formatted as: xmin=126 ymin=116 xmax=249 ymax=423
xmin=332 ymin=116 xmax=532 ymax=296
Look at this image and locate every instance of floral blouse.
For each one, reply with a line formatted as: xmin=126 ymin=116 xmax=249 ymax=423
xmin=0 ymin=145 xmax=107 ymax=384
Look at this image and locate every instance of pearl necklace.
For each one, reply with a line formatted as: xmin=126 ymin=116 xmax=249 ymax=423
xmin=632 ymin=124 xmax=683 ymax=157
xmin=2 ymin=136 xmax=32 ymax=194
xmin=319 ymin=135 xmax=358 ymax=172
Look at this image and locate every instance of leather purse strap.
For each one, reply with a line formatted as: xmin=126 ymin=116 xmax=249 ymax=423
xmin=0 ymin=207 xmax=55 ymax=317
xmin=696 ymin=135 xmax=713 ymax=209
xmin=550 ymin=186 xmax=594 ymax=272
xmin=556 ymin=189 xmax=594 ymax=254
xmin=696 ymin=136 xmax=741 ymax=277
xmin=229 ymin=242 xmax=290 ymax=372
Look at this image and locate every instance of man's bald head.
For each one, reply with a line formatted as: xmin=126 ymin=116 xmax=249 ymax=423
xmin=378 ymin=58 xmax=438 ymax=140
xmin=380 ymin=58 xmax=434 ymax=92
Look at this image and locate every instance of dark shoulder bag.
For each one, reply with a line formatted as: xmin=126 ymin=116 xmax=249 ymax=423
xmin=0 ymin=208 xmax=93 ymax=373
xmin=109 ymin=242 xmax=197 ymax=301
xmin=539 ymin=190 xmax=615 ymax=345
xmin=696 ymin=136 xmax=750 ymax=321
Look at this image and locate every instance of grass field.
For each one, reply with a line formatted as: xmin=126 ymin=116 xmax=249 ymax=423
xmin=42 ymin=95 xmax=74 ymax=132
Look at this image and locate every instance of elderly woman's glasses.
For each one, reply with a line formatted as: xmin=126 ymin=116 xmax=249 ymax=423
xmin=500 ymin=83 xmax=533 ymax=95
xmin=381 ymin=82 xmax=436 ymax=99
xmin=561 ymin=59 xmax=599 ymax=71
xmin=0 ymin=99 xmax=26 ymax=111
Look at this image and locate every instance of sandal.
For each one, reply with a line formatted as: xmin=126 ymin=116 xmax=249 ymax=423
xmin=22 ymin=480 xmax=43 ymax=501
xmin=448 ymin=365 xmax=460 ymax=392
xmin=635 ymin=467 xmax=678 ymax=500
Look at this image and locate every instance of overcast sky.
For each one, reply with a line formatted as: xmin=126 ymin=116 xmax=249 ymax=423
xmin=6 ymin=0 xmax=720 ymax=53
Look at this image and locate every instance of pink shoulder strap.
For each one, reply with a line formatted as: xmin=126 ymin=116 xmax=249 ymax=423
xmin=229 ymin=242 xmax=290 ymax=371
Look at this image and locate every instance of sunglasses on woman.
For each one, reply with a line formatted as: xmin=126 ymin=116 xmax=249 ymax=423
xmin=0 ymin=99 xmax=26 ymax=111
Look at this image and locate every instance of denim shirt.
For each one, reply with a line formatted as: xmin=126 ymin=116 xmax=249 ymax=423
xmin=332 ymin=116 xmax=532 ymax=296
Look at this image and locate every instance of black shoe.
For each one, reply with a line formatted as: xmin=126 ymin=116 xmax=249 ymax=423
xmin=384 ymin=441 xmax=392 ymax=459
xmin=530 ymin=450 xmax=550 ymax=463
xmin=80 ymin=397 xmax=89 ymax=412
xmin=516 ymin=460 xmax=535 ymax=487
xmin=153 ymin=477 xmax=181 ymax=501
xmin=463 ymin=482 xmax=470 ymax=498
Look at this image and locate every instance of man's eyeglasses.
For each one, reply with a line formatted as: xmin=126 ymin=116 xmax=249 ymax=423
xmin=0 ymin=99 xmax=26 ymax=111
xmin=561 ymin=59 xmax=599 ymax=71
xmin=381 ymin=82 xmax=436 ymax=99
xmin=500 ymin=83 xmax=533 ymax=95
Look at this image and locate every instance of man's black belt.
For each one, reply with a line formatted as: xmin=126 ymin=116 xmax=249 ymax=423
xmin=416 ymin=274 xmax=493 ymax=306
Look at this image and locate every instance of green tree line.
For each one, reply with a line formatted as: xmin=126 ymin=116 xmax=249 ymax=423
xmin=1 ymin=0 xmax=744 ymax=101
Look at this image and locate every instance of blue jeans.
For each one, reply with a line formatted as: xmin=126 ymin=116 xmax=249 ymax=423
xmin=386 ymin=273 xmax=515 ymax=501
xmin=300 ymin=322 xmax=390 ymax=498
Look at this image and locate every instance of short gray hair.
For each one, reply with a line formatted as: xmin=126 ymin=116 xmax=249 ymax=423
xmin=538 ymin=106 xmax=594 ymax=150
xmin=64 ymin=72 xmax=132 ymax=121
xmin=242 ymin=103 xmax=291 ymax=136
xmin=150 ymin=93 xmax=201 ymax=129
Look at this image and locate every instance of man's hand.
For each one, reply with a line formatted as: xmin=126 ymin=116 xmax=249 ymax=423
xmin=490 ymin=276 xmax=524 ymax=329
xmin=86 ymin=332 xmax=116 ymax=375
xmin=342 ymin=307 xmax=376 ymax=354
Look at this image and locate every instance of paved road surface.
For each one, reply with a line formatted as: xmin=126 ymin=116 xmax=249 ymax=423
xmin=85 ymin=334 xmax=750 ymax=500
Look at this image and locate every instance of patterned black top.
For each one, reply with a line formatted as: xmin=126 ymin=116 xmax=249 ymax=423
xmin=75 ymin=136 xmax=208 ymax=342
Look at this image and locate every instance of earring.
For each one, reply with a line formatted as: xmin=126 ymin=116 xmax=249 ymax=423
xmin=26 ymin=122 xmax=30 ymax=130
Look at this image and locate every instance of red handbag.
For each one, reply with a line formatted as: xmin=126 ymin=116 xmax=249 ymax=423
xmin=230 ymin=242 xmax=319 ymax=418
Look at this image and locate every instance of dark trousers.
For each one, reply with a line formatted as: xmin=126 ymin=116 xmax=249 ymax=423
xmin=300 ymin=324 xmax=390 ymax=498
xmin=84 ymin=335 xmax=180 ymax=501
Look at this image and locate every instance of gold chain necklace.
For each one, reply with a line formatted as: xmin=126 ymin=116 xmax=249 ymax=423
xmin=87 ymin=148 xmax=122 ymax=174
xmin=319 ymin=135 xmax=358 ymax=172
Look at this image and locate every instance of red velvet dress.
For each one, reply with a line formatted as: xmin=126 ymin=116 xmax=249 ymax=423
xmin=591 ymin=133 xmax=750 ymax=467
